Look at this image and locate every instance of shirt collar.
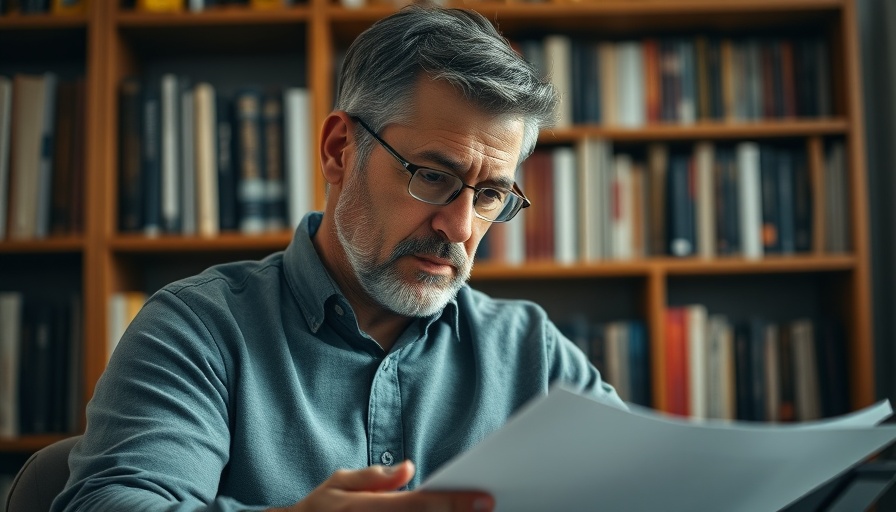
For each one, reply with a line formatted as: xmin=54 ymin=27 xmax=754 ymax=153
xmin=283 ymin=212 xmax=461 ymax=342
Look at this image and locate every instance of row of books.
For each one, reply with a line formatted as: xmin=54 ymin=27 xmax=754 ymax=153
xmin=0 ymin=0 xmax=86 ymax=15
xmin=559 ymin=318 xmax=650 ymax=407
xmin=0 ymin=292 xmax=82 ymax=438
xmin=520 ymin=35 xmax=832 ymax=127
xmin=664 ymin=306 xmax=849 ymax=422
xmin=121 ymin=0 xmax=299 ymax=12
xmin=476 ymin=139 xmax=849 ymax=263
xmin=118 ymin=76 xmax=314 ymax=237
xmin=0 ymin=74 xmax=86 ymax=241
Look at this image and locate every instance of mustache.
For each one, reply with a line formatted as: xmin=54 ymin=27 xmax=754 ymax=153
xmin=389 ymin=235 xmax=467 ymax=269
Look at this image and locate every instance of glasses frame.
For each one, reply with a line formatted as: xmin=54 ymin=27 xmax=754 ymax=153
xmin=351 ymin=116 xmax=531 ymax=223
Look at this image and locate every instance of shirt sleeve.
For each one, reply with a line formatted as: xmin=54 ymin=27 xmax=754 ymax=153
xmin=51 ymin=289 xmax=265 ymax=512
xmin=545 ymin=321 xmax=629 ymax=411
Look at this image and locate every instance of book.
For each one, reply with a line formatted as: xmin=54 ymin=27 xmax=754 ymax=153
xmin=0 ymin=76 xmax=11 ymax=240
xmin=552 ymin=146 xmax=577 ymax=264
xmin=706 ymin=314 xmax=735 ymax=420
xmin=180 ymin=79 xmax=196 ymax=235
xmin=262 ymin=90 xmax=286 ymax=231
xmin=194 ymin=82 xmax=219 ymax=237
xmin=283 ymin=87 xmax=312 ymax=228
xmin=665 ymin=307 xmax=689 ymax=417
xmin=615 ymin=41 xmax=644 ymax=127
xmin=160 ymin=74 xmax=182 ymax=233
xmin=50 ymin=80 xmax=77 ymax=235
xmin=0 ymin=292 xmax=22 ymax=438
xmin=686 ymin=304 xmax=708 ymax=420
xmin=9 ymin=74 xmax=53 ymax=240
xmin=666 ymin=152 xmax=695 ymax=257
xmin=737 ymin=141 xmax=763 ymax=259
xmin=610 ymin=153 xmax=633 ymax=260
xmin=33 ymin=73 xmax=58 ymax=239
xmin=118 ymin=78 xmax=144 ymax=233
xmin=216 ymin=95 xmax=237 ymax=232
xmin=544 ymin=35 xmax=573 ymax=128
xmin=234 ymin=89 xmax=266 ymax=234
xmin=141 ymin=81 xmax=162 ymax=237
xmin=694 ymin=141 xmax=715 ymax=258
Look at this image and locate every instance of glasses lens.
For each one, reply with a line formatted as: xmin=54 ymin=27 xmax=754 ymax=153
xmin=485 ymin=193 xmax=522 ymax=223
xmin=408 ymin=168 xmax=463 ymax=204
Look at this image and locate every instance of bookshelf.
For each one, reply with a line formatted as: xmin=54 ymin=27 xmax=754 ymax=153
xmin=0 ymin=0 xmax=874 ymax=458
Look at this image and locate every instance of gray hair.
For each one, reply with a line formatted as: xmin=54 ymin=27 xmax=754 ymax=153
xmin=335 ymin=5 xmax=557 ymax=172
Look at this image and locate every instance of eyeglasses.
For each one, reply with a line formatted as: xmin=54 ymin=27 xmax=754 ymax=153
xmin=352 ymin=116 xmax=530 ymax=223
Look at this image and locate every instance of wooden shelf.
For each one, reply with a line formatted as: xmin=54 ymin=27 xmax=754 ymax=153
xmin=471 ymin=254 xmax=856 ymax=280
xmin=110 ymin=232 xmax=293 ymax=253
xmin=0 ymin=13 xmax=87 ymax=28
xmin=0 ymin=237 xmax=85 ymax=254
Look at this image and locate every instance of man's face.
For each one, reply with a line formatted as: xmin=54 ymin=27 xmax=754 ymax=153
xmin=333 ymin=78 xmax=525 ymax=317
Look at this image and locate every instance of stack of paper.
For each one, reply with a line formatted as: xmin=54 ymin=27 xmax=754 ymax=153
xmin=422 ymin=386 xmax=896 ymax=512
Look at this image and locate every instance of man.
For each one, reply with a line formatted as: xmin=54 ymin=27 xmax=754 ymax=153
xmin=53 ymin=5 xmax=623 ymax=512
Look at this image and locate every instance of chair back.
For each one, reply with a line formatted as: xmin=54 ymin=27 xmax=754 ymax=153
xmin=5 ymin=436 xmax=80 ymax=512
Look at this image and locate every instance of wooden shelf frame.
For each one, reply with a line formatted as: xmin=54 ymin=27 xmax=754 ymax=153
xmin=0 ymin=0 xmax=875 ymax=451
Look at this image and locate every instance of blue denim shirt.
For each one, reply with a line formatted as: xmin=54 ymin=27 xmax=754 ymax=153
xmin=53 ymin=212 xmax=624 ymax=512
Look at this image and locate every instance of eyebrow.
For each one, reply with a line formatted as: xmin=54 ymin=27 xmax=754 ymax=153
xmin=415 ymin=149 xmax=516 ymax=191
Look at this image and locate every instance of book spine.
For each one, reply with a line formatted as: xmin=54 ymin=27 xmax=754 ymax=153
xmin=194 ymin=82 xmax=219 ymax=237
xmin=0 ymin=77 xmax=11 ymax=240
xmin=737 ymin=142 xmax=763 ymax=259
xmin=160 ymin=74 xmax=182 ymax=234
xmin=234 ymin=90 xmax=266 ymax=234
xmin=262 ymin=90 xmax=286 ymax=231
xmin=284 ymin=87 xmax=312 ymax=228
xmin=118 ymin=78 xmax=144 ymax=233
xmin=216 ymin=96 xmax=237 ymax=232
xmin=142 ymin=83 xmax=162 ymax=237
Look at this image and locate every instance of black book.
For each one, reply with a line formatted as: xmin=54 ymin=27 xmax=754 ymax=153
xmin=141 ymin=81 xmax=162 ymax=236
xmin=118 ymin=77 xmax=144 ymax=232
xmin=216 ymin=96 xmax=238 ymax=232
xmin=759 ymin=144 xmax=781 ymax=253
xmin=666 ymin=152 xmax=695 ymax=257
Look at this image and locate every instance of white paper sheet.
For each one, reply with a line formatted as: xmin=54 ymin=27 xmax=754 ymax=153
xmin=420 ymin=386 xmax=896 ymax=512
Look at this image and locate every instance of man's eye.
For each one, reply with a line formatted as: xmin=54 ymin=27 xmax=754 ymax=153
xmin=419 ymin=170 xmax=451 ymax=185
xmin=477 ymin=188 xmax=506 ymax=209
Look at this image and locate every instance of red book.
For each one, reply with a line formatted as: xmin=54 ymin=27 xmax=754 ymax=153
xmin=665 ymin=307 xmax=690 ymax=416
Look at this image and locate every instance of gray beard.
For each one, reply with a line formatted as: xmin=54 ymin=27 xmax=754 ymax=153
xmin=333 ymin=172 xmax=472 ymax=317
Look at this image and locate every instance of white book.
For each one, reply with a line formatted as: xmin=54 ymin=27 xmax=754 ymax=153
xmin=615 ymin=41 xmax=645 ymax=127
xmin=194 ymin=83 xmax=219 ymax=238
xmin=180 ymin=85 xmax=196 ymax=235
xmin=34 ymin=73 xmax=57 ymax=239
xmin=161 ymin=74 xmax=181 ymax=233
xmin=0 ymin=292 xmax=22 ymax=438
xmin=10 ymin=74 xmax=48 ymax=239
xmin=706 ymin=314 xmax=735 ymax=421
xmin=737 ymin=141 xmax=763 ymax=259
xmin=552 ymin=146 xmax=577 ymax=264
xmin=284 ymin=87 xmax=312 ymax=228
xmin=695 ymin=141 xmax=716 ymax=258
xmin=505 ymin=216 xmax=526 ymax=266
xmin=0 ymin=77 xmax=11 ymax=240
xmin=611 ymin=153 xmax=633 ymax=260
xmin=686 ymin=304 xmax=708 ymax=420
xmin=544 ymin=35 xmax=573 ymax=128
xmin=577 ymin=137 xmax=609 ymax=261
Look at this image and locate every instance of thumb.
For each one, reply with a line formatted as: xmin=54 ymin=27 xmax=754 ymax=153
xmin=325 ymin=460 xmax=416 ymax=492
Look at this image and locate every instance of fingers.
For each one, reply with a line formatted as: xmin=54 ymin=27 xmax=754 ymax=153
xmin=326 ymin=460 xmax=416 ymax=492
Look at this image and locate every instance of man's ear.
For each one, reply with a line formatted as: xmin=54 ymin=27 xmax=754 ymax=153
xmin=319 ymin=111 xmax=354 ymax=187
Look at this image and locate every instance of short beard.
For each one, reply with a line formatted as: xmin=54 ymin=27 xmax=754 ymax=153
xmin=333 ymin=166 xmax=472 ymax=317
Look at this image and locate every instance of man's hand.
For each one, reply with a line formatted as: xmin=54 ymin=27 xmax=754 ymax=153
xmin=273 ymin=460 xmax=495 ymax=512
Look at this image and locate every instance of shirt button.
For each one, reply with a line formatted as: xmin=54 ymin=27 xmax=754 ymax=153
xmin=334 ymin=304 xmax=344 ymax=316
xmin=381 ymin=451 xmax=394 ymax=466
